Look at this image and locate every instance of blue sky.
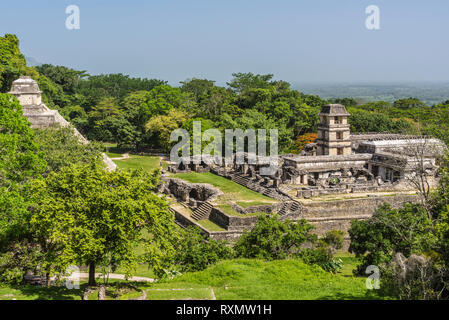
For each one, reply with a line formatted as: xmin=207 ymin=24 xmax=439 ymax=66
xmin=1 ymin=0 xmax=448 ymax=86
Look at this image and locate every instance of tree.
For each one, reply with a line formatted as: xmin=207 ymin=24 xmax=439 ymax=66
xmin=217 ymin=109 xmax=293 ymax=152
xmin=328 ymin=97 xmax=358 ymax=107
xmin=146 ymin=108 xmax=189 ymax=152
xmin=33 ymin=126 xmax=103 ymax=174
xmin=0 ymin=93 xmax=46 ymax=186
xmin=348 ymin=203 xmax=436 ymax=275
xmin=296 ymin=230 xmax=345 ymax=273
xmin=180 ymin=78 xmax=216 ymax=100
xmin=181 ymin=79 xmax=237 ymax=120
xmin=400 ymin=138 xmax=447 ymax=218
xmin=75 ymin=73 xmax=166 ymax=107
xmin=0 ymin=93 xmax=46 ymax=284
xmin=36 ymin=64 xmax=87 ymax=94
xmin=0 ymin=34 xmax=27 ymax=92
xmin=89 ymin=97 xmax=121 ymax=120
xmin=290 ymin=133 xmax=318 ymax=154
xmin=227 ymin=73 xmax=275 ymax=94
xmin=29 ymin=162 xmax=178 ymax=286
xmin=394 ymin=98 xmax=427 ymax=109
xmin=349 ymin=110 xmax=413 ymax=133
xmin=234 ymin=216 xmax=316 ymax=260
xmin=173 ymin=227 xmax=233 ymax=272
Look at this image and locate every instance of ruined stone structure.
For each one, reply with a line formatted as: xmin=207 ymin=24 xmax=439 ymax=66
xmin=316 ymin=104 xmax=352 ymax=156
xmin=9 ymin=76 xmax=116 ymax=171
xmin=182 ymin=104 xmax=445 ymax=199
xmin=168 ymin=103 xmax=446 ymax=245
xmin=170 ymin=103 xmax=444 ymax=199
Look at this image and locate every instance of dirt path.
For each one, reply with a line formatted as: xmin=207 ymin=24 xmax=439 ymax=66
xmin=77 ymin=273 xmax=155 ymax=282
xmin=109 ymin=153 xmax=130 ymax=161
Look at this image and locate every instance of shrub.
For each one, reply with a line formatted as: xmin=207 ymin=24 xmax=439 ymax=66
xmin=234 ymin=216 xmax=316 ymax=260
xmin=321 ymin=230 xmax=345 ymax=254
xmin=297 ymin=230 xmax=345 ymax=273
xmin=379 ymin=253 xmax=448 ymax=300
xmin=173 ymin=227 xmax=234 ymax=272
xmin=348 ymin=203 xmax=436 ymax=275
xmin=298 ymin=247 xmax=341 ymax=273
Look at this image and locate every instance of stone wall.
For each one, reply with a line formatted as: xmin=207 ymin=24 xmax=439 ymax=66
xmin=209 ymin=207 xmax=261 ymax=231
xmin=165 ymin=178 xmax=223 ymax=203
xmin=232 ymin=203 xmax=279 ymax=214
xmin=298 ymin=194 xmax=419 ymax=238
xmin=172 ymin=207 xmax=245 ymax=242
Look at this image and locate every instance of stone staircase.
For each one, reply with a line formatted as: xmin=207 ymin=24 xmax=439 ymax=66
xmin=191 ymin=201 xmax=213 ymax=221
xmin=231 ymin=174 xmax=250 ymax=187
xmin=277 ymin=200 xmax=302 ymax=216
xmin=230 ymin=173 xmax=291 ymax=201
xmin=262 ymin=188 xmax=280 ymax=198
xmin=290 ymin=201 xmax=302 ymax=214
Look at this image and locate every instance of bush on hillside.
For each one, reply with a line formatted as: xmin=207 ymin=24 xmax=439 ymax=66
xmin=234 ymin=216 xmax=316 ymax=260
xmin=173 ymin=227 xmax=234 ymax=273
xmin=297 ymin=230 xmax=345 ymax=273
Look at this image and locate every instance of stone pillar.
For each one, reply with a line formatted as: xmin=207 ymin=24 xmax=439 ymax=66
xmin=303 ymin=174 xmax=308 ymax=185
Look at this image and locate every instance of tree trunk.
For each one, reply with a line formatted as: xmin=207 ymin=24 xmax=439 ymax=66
xmin=45 ymin=271 xmax=51 ymax=287
xmin=88 ymin=263 xmax=96 ymax=286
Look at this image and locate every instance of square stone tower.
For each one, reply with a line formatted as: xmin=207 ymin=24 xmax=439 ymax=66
xmin=8 ymin=76 xmax=43 ymax=109
xmin=316 ymin=104 xmax=352 ymax=156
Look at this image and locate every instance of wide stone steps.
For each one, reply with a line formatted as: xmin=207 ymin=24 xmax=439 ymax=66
xmin=290 ymin=201 xmax=301 ymax=211
xmin=191 ymin=201 xmax=213 ymax=221
xmin=232 ymin=174 xmax=250 ymax=187
xmin=277 ymin=201 xmax=302 ymax=216
xmin=262 ymin=188 xmax=279 ymax=198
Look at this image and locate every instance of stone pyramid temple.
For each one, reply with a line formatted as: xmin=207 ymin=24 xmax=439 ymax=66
xmin=9 ymin=76 xmax=117 ymax=171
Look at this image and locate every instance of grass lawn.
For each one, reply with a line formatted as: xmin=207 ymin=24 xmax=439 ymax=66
xmin=0 ymin=258 xmax=386 ymax=300
xmin=0 ymin=284 xmax=83 ymax=300
xmin=335 ymin=252 xmax=360 ymax=277
xmin=106 ymin=152 xmax=124 ymax=158
xmin=146 ymin=288 xmax=213 ymax=300
xmin=197 ymin=219 xmax=226 ymax=231
xmin=174 ymin=172 xmax=275 ymax=203
xmin=236 ymin=201 xmax=272 ymax=208
xmin=114 ymin=155 xmax=160 ymax=172
xmin=218 ymin=204 xmax=267 ymax=217
xmin=148 ymin=258 xmax=386 ymax=300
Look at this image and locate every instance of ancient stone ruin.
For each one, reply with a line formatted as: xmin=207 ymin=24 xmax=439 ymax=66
xmin=167 ymin=104 xmax=446 ymax=245
xmin=169 ymin=103 xmax=445 ymax=199
xmin=9 ymin=76 xmax=117 ymax=171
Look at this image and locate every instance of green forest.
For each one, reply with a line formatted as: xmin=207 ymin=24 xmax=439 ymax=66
xmin=2 ymin=34 xmax=449 ymax=155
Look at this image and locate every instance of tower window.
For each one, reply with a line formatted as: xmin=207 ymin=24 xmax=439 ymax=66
xmin=337 ymin=148 xmax=344 ymax=155
xmin=336 ymin=132 xmax=343 ymax=140
xmin=334 ymin=116 xmax=342 ymax=124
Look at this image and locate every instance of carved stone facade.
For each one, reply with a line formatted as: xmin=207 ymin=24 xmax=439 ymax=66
xmin=316 ymin=104 xmax=352 ymax=156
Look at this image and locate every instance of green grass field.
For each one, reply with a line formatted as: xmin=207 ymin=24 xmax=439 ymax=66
xmin=174 ymin=172 xmax=275 ymax=203
xmin=218 ymin=204 xmax=267 ymax=217
xmin=103 ymin=143 xmax=162 ymax=172
xmin=196 ymin=219 xmax=226 ymax=231
xmin=114 ymin=155 xmax=161 ymax=172
xmin=236 ymin=201 xmax=272 ymax=208
xmin=0 ymin=258 xmax=386 ymax=300
xmin=146 ymin=258 xmax=384 ymax=300
xmin=106 ymin=152 xmax=124 ymax=158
